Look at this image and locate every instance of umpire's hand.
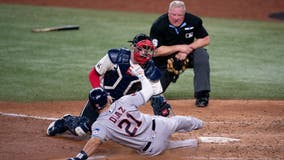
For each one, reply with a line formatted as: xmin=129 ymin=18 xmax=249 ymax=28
xmin=175 ymin=52 xmax=188 ymax=60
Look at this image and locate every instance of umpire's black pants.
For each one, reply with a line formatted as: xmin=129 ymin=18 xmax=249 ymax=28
xmin=159 ymin=48 xmax=210 ymax=98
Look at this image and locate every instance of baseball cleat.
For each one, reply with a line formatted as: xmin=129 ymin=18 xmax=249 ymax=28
xmin=195 ymin=97 xmax=209 ymax=107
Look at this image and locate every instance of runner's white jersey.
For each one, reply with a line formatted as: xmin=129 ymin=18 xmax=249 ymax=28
xmin=91 ymin=91 xmax=154 ymax=150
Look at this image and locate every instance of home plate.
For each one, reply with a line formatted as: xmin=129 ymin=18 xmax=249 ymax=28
xmin=87 ymin=155 xmax=106 ymax=160
xmin=198 ymin=136 xmax=240 ymax=143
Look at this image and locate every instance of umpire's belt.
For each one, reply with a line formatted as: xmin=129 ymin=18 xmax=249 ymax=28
xmin=142 ymin=119 xmax=156 ymax=152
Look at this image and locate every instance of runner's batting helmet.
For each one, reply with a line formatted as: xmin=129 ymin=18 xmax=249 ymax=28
xmin=89 ymin=88 xmax=108 ymax=110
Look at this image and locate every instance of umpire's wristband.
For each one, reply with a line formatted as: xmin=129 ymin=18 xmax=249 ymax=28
xmin=75 ymin=150 xmax=88 ymax=160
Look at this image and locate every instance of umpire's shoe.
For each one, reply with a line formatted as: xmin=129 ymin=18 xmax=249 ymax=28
xmin=195 ymin=91 xmax=209 ymax=107
xmin=195 ymin=97 xmax=209 ymax=107
xmin=46 ymin=114 xmax=69 ymax=136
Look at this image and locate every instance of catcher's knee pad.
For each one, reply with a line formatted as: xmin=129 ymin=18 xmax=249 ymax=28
xmin=63 ymin=115 xmax=90 ymax=136
xmin=47 ymin=118 xmax=68 ymax=136
xmin=150 ymin=95 xmax=172 ymax=117
xmin=75 ymin=117 xmax=91 ymax=137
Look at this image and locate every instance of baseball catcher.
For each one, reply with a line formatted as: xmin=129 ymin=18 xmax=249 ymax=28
xmin=47 ymin=33 xmax=174 ymax=137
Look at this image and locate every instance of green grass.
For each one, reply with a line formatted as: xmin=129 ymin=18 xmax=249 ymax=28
xmin=0 ymin=4 xmax=284 ymax=101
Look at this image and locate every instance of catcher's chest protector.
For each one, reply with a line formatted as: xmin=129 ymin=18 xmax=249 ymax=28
xmin=104 ymin=49 xmax=141 ymax=100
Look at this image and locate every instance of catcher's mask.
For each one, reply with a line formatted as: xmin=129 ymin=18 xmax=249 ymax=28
xmin=89 ymin=88 xmax=108 ymax=110
xmin=129 ymin=33 xmax=155 ymax=65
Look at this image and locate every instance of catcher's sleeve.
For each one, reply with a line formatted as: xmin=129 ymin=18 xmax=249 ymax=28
xmin=90 ymin=55 xmax=115 ymax=88
xmin=88 ymin=68 xmax=101 ymax=88
xmin=94 ymin=55 xmax=113 ymax=75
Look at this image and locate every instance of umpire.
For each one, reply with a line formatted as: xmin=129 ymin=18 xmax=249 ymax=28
xmin=150 ymin=0 xmax=210 ymax=107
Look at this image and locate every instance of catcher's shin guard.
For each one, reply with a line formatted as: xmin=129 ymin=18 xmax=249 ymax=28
xmin=47 ymin=114 xmax=91 ymax=137
xmin=47 ymin=116 xmax=68 ymax=136
xmin=150 ymin=95 xmax=173 ymax=117
xmin=63 ymin=115 xmax=91 ymax=136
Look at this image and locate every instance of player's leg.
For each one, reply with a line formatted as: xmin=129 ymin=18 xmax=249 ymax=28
xmin=144 ymin=116 xmax=200 ymax=154
xmin=169 ymin=115 xmax=204 ymax=132
xmin=46 ymin=116 xmax=68 ymax=136
xmin=192 ymin=48 xmax=210 ymax=107
xmin=166 ymin=115 xmax=202 ymax=149
xmin=47 ymin=100 xmax=98 ymax=137
xmin=47 ymin=114 xmax=90 ymax=136
xmin=142 ymin=116 xmax=202 ymax=155
xmin=140 ymin=118 xmax=172 ymax=156
xmin=79 ymin=100 xmax=100 ymax=126
xmin=64 ymin=100 xmax=99 ymax=136
xmin=168 ymin=139 xmax=198 ymax=149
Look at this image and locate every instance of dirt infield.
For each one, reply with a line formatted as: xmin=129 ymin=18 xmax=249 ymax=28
xmin=1 ymin=100 xmax=284 ymax=159
xmin=0 ymin=0 xmax=284 ymax=160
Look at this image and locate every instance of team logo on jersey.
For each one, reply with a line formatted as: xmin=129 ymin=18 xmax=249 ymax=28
xmin=93 ymin=128 xmax=100 ymax=135
xmin=185 ymin=32 xmax=193 ymax=38
xmin=96 ymin=63 xmax=102 ymax=70
xmin=152 ymin=39 xmax=158 ymax=47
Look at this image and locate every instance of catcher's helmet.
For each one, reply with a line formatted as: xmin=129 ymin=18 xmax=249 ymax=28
xmin=129 ymin=33 xmax=151 ymax=46
xmin=89 ymin=88 xmax=108 ymax=110
xmin=129 ymin=33 xmax=155 ymax=65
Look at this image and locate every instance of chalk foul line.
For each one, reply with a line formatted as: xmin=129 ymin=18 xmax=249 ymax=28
xmin=0 ymin=111 xmax=58 ymax=121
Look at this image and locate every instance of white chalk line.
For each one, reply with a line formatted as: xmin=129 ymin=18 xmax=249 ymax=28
xmin=207 ymin=121 xmax=255 ymax=124
xmin=0 ymin=111 xmax=58 ymax=121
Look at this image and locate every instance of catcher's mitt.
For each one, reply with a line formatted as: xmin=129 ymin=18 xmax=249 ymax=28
xmin=167 ymin=57 xmax=190 ymax=75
